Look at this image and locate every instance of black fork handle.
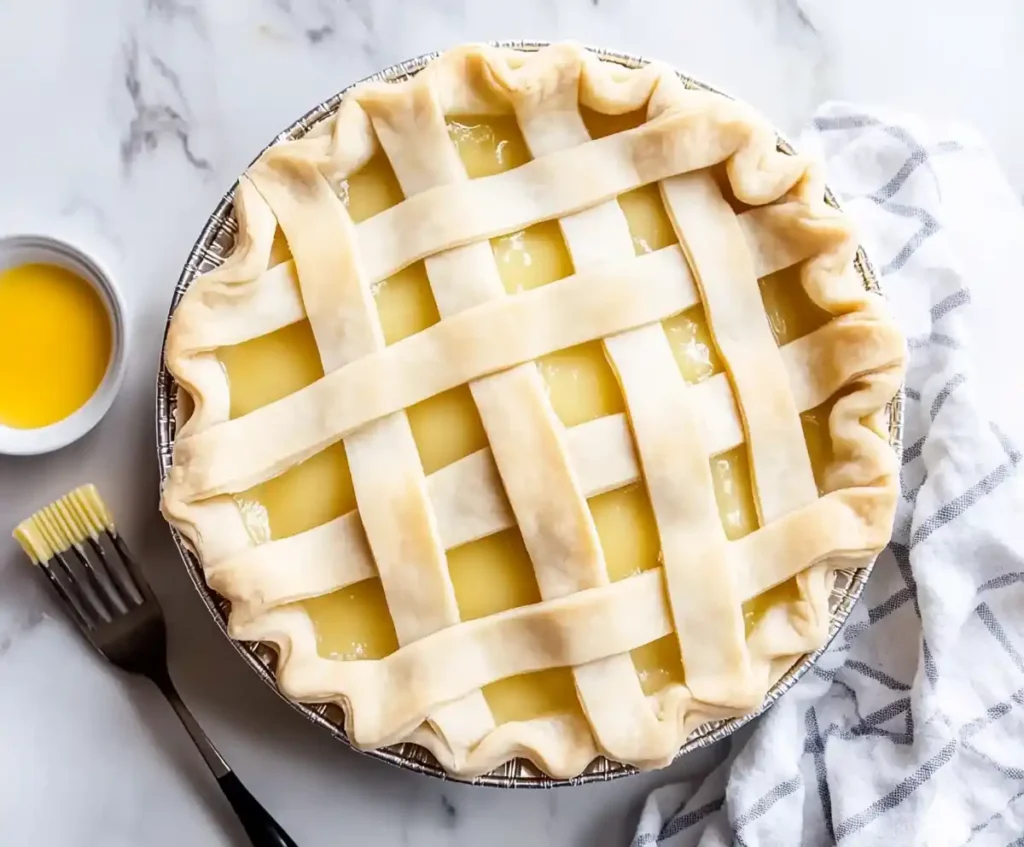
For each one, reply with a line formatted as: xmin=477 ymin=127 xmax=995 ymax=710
xmin=152 ymin=668 xmax=298 ymax=847
xmin=217 ymin=771 xmax=299 ymax=847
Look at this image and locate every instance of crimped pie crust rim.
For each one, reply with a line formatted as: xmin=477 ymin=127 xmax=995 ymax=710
xmin=156 ymin=41 xmax=905 ymax=787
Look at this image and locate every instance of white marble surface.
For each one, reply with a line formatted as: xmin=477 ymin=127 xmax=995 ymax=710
xmin=2 ymin=1 xmax=1024 ymax=845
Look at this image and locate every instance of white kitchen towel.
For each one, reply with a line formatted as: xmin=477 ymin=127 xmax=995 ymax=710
xmin=633 ymin=103 xmax=1024 ymax=846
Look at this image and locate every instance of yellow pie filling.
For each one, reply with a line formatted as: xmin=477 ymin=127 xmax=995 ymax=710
xmin=218 ymin=113 xmax=833 ymax=727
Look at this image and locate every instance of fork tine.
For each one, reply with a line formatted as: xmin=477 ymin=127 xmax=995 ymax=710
xmin=52 ymin=500 xmax=132 ymax=614
xmin=69 ymin=487 xmax=149 ymax=605
xmin=73 ymin=542 xmax=128 ymax=617
xmin=38 ymin=508 xmax=116 ymax=621
xmin=104 ymin=531 xmax=149 ymax=604
xmin=92 ymin=535 xmax=141 ymax=605
xmin=49 ymin=552 xmax=105 ymax=627
xmin=66 ymin=487 xmax=146 ymax=606
xmin=14 ymin=507 xmax=96 ymax=628
xmin=29 ymin=508 xmax=108 ymax=625
xmin=38 ymin=560 xmax=95 ymax=631
xmin=62 ymin=550 xmax=113 ymax=623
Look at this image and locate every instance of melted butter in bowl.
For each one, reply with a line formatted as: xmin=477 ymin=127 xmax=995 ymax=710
xmin=0 ymin=236 xmax=127 ymax=455
xmin=0 ymin=263 xmax=112 ymax=429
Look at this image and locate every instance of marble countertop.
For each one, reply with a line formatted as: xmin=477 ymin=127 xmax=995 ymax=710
xmin=2 ymin=1 xmax=1023 ymax=845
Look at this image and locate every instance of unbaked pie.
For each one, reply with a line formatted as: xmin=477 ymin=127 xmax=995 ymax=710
xmin=162 ymin=43 xmax=905 ymax=778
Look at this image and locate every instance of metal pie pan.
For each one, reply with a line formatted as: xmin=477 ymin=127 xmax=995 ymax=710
xmin=155 ymin=41 xmax=904 ymax=788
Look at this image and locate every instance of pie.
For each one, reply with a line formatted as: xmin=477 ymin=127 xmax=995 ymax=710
xmin=161 ymin=42 xmax=905 ymax=779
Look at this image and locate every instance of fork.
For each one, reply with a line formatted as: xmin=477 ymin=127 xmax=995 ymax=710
xmin=14 ymin=485 xmax=298 ymax=847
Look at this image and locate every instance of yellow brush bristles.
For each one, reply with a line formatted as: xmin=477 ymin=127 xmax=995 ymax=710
xmin=13 ymin=484 xmax=116 ymax=565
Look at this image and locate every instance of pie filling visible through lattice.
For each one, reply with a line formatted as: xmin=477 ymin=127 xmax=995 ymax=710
xmin=162 ymin=43 xmax=905 ymax=779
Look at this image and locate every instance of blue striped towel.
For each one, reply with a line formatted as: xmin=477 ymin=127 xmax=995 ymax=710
xmin=633 ymin=102 xmax=1024 ymax=847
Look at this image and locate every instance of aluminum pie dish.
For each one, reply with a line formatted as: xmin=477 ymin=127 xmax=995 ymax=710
xmin=156 ymin=41 xmax=904 ymax=788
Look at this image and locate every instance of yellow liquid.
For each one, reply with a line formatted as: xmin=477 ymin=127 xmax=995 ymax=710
xmin=218 ymin=112 xmax=832 ymax=723
xmin=0 ymin=263 xmax=112 ymax=429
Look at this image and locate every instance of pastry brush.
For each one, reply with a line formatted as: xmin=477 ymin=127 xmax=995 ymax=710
xmin=14 ymin=485 xmax=297 ymax=847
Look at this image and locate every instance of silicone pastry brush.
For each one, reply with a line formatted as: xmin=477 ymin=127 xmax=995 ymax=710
xmin=14 ymin=485 xmax=298 ymax=847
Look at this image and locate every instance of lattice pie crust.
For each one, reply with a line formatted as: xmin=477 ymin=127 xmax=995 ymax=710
xmin=162 ymin=43 xmax=905 ymax=778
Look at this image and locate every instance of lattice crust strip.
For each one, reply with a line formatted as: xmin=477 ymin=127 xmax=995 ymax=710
xmin=162 ymin=43 xmax=905 ymax=778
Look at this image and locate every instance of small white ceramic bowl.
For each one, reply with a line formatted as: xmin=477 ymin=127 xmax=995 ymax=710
xmin=0 ymin=235 xmax=128 ymax=456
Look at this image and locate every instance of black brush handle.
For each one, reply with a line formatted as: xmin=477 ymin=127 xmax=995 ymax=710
xmin=218 ymin=771 xmax=299 ymax=847
xmin=152 ymin=668 xmax=298 ymax=847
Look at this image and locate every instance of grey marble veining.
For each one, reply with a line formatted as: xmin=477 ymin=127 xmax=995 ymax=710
xmin=1 ymin=1 xmax=1023 ymax=844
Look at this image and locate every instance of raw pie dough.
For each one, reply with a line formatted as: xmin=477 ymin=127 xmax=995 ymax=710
xmin=162 ymin=43 xmax=906 ymax=778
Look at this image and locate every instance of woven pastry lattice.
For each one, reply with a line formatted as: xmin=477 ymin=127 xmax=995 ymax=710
xmin=161 ymin=43 xmax=905 ymax=780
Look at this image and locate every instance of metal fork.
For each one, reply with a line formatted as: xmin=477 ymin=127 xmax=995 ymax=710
xmin=29 ymin=512 xmax=298 ymax=847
